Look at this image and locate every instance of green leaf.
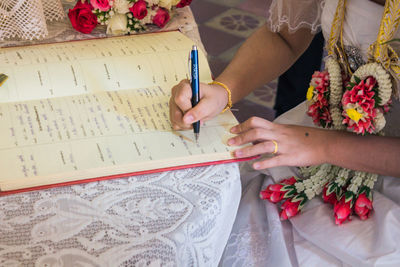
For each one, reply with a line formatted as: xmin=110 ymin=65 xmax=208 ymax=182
xmin=365 ymin=188 xmax=372 ymax=199
xmin=326 ymin=184 xmax=337 ymax=196
xmin=358 ymin=187 xmax=366 ymax=195
xmin=345 ymin=191 xmax=354 ymax=203
xmin=291 ymin=195 xmax=303 ymax=202
xmin=335 ymin=186 xmax=343 ymax=197
xmin=354 ymin=76 xmax=361 ymax=84
xmin=299 ymin=198 xmax=308 ymax=210
xmin=284 ymin=189 xmax=296 ymax=199
xmin=281 ymin=185 xmax=294 ymax=192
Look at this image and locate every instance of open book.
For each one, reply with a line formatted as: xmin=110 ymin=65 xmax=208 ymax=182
xmin=0 ymin=31 xmax=247 ymax=194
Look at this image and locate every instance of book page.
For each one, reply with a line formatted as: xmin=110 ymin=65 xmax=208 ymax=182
xmin=0 ymin=31 xmax=245 ymax=192
xmin=0 ymin=86 xmax=240 ymax=191
xmin=0 ymin=31 xmax=211 ymax=102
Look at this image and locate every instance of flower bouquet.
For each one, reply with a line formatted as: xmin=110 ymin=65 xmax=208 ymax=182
xmin=68 ymin=0 xmax=192 ymax=35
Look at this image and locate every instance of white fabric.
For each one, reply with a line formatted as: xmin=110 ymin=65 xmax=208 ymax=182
xmin=0 ymin=4 xmax=240 ymax=266
xmin=0 ymin=0 xmax=65 ymax=40
xmin=0 ymin=164 xmax=242 ymax=266
xmin=220 ymin=1 xmax=400 ymax=266
xmin=267 ymin=0 xmax=325 ymax=34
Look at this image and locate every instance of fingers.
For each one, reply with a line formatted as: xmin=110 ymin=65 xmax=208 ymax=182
xmin=252 ymin=155 xmax=288 ymax=170
xmin=182 ymin=99 xmax=213 ymax=124
xmin=169 ymin=98 xmax=188 ymax=130
xmin=169 ymin=79 xmax=225 ymax=130
xmin=230 ymin=116 xmax=273 ymax=134
xmin=228 ymin=127 xmax=275 ymax=146
xmin=172 ymin=79 xmax=193 ymax=113
xmin=233 ymin=140 xmax=278 ymax=158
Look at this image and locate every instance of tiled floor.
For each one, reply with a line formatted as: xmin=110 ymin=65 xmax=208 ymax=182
xmin=191 ymin=0 xmax=276 ymax=122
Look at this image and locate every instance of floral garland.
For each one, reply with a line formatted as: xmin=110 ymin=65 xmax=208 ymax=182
xmin=68 ymin=0 xmax=192 ymax=35
xmin=261 ymin=58 xmax=393 ymax=224
xmin=260 ymin=0 xmax=400 ymax=225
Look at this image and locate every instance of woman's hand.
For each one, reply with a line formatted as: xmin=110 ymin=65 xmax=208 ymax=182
xmin=169 ymin=79 xmax=229 ymax=130
xmin=228 ymin=116 xmax=332 ymax=169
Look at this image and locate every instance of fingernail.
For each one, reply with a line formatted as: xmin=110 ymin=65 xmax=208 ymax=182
xmin=228 ymin=139 xmax=235 ymax=145
xmin=184 ymin=114 xmax=194 ymax=124
xmin=230 ymin=126 xmax=237 ymax=133
xmin=235 ymin=150 xmax=242 ymax=157
xmin=253 ymin=163 xmax=260 ymax=169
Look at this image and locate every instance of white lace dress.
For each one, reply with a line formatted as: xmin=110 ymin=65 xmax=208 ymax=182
xmin=220 ymin=1 xmax=400 ymax=266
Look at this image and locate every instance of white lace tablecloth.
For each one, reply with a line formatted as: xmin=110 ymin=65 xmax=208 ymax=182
xmin=0 ymin=3 xmax=241 ymax=266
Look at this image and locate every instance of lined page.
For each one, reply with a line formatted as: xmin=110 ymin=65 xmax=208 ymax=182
xmin=0 ymin=31 xmax=244 ymax=191
xmin=0 ymin=85 xmax=240 ymax=191
xmin=0 ymin=31 xmax=211 ymax=102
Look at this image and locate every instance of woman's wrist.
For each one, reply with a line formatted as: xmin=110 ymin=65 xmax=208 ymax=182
xmin=209 ymin=80 xmax=232 ymax=113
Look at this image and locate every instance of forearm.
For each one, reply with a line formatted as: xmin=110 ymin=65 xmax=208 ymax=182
xmin=215 ymin=24 xmax=314 ymax=103
xmin=325 ymin=131 xmax=400 ymax=177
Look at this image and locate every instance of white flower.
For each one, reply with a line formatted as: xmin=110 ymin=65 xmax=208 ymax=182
xmin=348 ymin=184 xmax=358 ymax=193
xmin=141 ymin=9 xmax=156 ymax=24
xmin=315 ymin=186 xmax=323 ymax=195
xmin=305 ymin=189 xmax=315 ymax=200
xmin=295 ymin=182 xmax=305 ymax=192
xmin=159 ymin=0 xmax=180 ymax=10
xmin=354 ymin=175 xmax=363 ymax=186
xmin=325 ymin=57 xmax=344 ymax=129
xmin=366 ymin=180 xmax=375 ymax=189
xmin=113 ymin=0 xmax=131 ymax=14
xmin=373 ymin=109 xmax=386 ymax=133
xmin=147 ymin=0 xmax=160 ymax=6
xmin=326 ymin=57 xmax=342 ymax=106
xmin=303 ymin=179 xmax=313 ymax=188
xmin=106 ymin=13 xmax=128 ymax=35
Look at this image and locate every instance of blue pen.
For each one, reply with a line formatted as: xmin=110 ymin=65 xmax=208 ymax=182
xmin=190 ymin=45 xmax=200 ymax=142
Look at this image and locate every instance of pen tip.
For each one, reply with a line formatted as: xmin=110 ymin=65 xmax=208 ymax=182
xmin=195 ymin=133 xmax=199 ymax=142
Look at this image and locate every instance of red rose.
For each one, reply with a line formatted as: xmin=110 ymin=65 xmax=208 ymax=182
xmin=354 ymin=193 xmax=373 ymax=220
xmin=281 ymin=176 xmax=297 ymax=185
xmin=280 ymin=199 xmax=301 ymax=220
xmin=177 ymin=0 xmax=192 ymax=8
xmin=68 ymin=1 xmax=98 ymax=34
xmin=130 ymin=0 xmax=148 ymax=20
xmin=152 ymin=8 xmax=170 ymax=28
xmin=322 ymin=184 xmax=338 ymax=206
xmin=333 ymin=197 xmax=352 ymax=225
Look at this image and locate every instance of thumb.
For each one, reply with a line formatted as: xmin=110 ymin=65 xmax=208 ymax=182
xmin=183 ymin=99 xmax=213 ymax=124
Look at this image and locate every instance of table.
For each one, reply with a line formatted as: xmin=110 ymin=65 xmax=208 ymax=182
xmin=0 ymin=3 xmax=242 ymax=266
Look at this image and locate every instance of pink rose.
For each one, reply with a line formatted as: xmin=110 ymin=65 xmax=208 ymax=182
xmin=68 ymin=1 xmax=98 ymax=34
xmin=90 ymin=0 xmax=111 ymax=11
xmin=152 ymin=8 xmax=170 ymax=28
xmin=333 ymin=197 xmax=352 ymax=225
xmin=130 ymin=0 xmax=147 ymax=20
xmin=354 ymin=193 xmax=373 ymax=220
xmin=280 ymin=199 xmax=301 ymax=220
xmin=176 ymin=0 xmax=192 ymax=8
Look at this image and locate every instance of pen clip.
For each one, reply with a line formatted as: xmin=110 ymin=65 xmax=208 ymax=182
xmin=188 ymin=50 xmax=192 ymax=83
